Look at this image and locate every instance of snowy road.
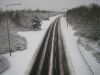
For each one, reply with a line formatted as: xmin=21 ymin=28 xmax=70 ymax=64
xmin=29 ymin=16 xmax=95 ymax=75
xmin=29 ymin=16 xmax=69 ymax=75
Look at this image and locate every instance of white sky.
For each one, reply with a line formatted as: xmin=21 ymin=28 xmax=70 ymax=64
xmin=0 ymin=0 xmax=100 ymax=11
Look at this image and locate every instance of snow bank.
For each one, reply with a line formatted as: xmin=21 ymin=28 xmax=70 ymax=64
xmin=78 ymin=41 xmax=100 ymax=75
xmin=2 ymin=15 xmax=59 ymax=75
xmin=60 ymin=17 xmax=100 ymax=75
xmin=60 ymin=17 xmax=94 ymax=75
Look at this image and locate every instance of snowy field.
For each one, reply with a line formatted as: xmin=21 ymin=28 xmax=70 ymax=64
xmin=2 ymin=16 xmax=58 ymax=75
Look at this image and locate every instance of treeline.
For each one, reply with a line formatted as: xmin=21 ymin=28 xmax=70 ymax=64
xmin=66 ymin=4 xmax=100 ymax=41
xmin=0 ymin=9 xmax=61 ymax=28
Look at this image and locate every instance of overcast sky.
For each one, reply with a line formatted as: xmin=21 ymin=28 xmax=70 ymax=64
xmin=0 ymin=0 xmax=100 ymax=11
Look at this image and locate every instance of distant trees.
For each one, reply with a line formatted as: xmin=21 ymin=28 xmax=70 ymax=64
xmin=0 ymin=9 xmax=61 ymax=30
xmin=66 ymin=4 xmax=100 ymax=41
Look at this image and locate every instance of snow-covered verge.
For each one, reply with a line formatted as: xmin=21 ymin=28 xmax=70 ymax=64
xmin=78 ymin=38 xmax=100 ymax=63
xmin=78 ymin=38 xmax=100 ymax=75
xmin=60 ymin=17 xmax=99 ymax=75
xmin=2 ymin=15 xmax=59 ymax=75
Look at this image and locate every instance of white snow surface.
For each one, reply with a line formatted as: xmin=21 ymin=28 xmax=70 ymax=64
xmin=60 ymin=17 xmax=95 ymax=75
xmin=2 ymin=16 xmax=59 ymax=75
xmin=79 ymin=44 xmax=100 ymax=75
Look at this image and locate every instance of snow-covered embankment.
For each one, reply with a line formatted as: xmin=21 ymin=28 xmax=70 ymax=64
xmin=60 ymin=17 xmax=94 ymax=75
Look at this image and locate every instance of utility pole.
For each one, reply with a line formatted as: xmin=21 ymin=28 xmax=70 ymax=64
xmin=6 ymin=3 xmax=21 ymax=56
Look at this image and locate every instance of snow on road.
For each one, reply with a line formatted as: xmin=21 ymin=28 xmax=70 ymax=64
xmin=2 ymin=16 xmax=59 ymax=75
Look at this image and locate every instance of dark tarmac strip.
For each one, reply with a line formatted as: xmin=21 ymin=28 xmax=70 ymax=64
xmin=29 ymin=17 xmax=70 ymax=75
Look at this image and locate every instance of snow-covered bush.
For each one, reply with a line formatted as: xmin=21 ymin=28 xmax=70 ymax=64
xmin=0 ymin=55 xmax=10 ymax=74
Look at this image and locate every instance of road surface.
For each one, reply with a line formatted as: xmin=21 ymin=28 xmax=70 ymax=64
xmin=29 ymin=17 xmax=70 ymax=75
